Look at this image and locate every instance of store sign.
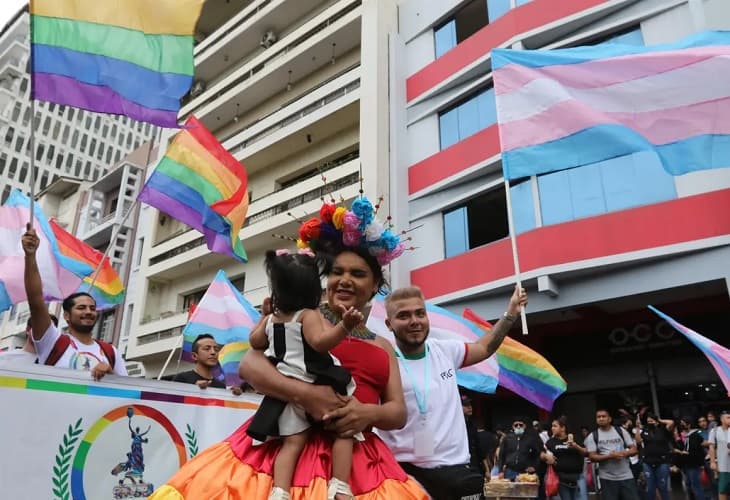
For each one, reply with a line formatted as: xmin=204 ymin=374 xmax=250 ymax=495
xmin=0 ymin=364 xmax=260 ymax=499
xmin=607 ymin=320 xmax=681 ymax=352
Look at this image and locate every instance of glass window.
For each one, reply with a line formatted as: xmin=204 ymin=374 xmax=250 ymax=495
xmin=487 ymin=0 xmax=510 ymax=22
xmin=442 ymin=187 xmax=509 ymax=258
xmin=433 ymin=0 xmax=490 ymax=59
xmin=438 ymin=87 xmax=497 ymax=149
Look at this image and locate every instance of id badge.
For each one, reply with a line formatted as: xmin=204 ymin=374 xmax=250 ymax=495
xmin=413 ymin=415 xmax=435 ymax=457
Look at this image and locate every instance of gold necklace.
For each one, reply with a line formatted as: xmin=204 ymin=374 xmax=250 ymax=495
xmin=320 ymin=303 xmax=375 ymax=340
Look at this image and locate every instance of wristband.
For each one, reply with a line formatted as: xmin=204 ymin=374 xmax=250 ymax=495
xmin=503 ymin=312 xmax=517 ymax=322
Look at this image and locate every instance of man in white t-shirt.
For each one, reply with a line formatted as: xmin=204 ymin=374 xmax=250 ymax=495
xmin=0 ymin=315 xmax=58 ymax=367
xmin=22 ymin=226 xmax=127 ymax=379
xmin=376 ymin=285 xmax=526 ymax=500
xmin=709 ymin=411 xmax=730 ymax=500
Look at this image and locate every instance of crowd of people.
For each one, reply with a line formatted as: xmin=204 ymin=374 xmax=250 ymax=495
xmin=1 ymin=207 xmax=724 ymax=500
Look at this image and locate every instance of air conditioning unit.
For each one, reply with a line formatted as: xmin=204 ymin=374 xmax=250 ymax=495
xmin=190 ymin=80 xmax=206 ymax=97
xmin=260 ymin=30 xmax=278 ymax=48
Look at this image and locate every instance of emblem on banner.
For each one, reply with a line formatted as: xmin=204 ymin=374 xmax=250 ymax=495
xmin=52 ymin=404 xmax=195 ymax=500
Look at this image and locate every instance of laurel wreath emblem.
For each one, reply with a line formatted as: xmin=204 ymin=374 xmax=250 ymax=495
xmin=52 ymin=418 xmax=83 ymax=500
xmin=185 ymin=423 xmax=198 ymax=457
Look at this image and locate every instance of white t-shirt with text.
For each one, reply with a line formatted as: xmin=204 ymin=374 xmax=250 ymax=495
xmin=376 ymin=339 xmax=468 ymax=468
xmin=709 ymin=426 xmax=730 ymax=473
xmin=33 ymin=324 xmax=127 ymax=376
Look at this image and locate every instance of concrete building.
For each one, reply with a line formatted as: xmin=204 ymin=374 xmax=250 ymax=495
xmin=125 ymin=0 xmax=395 ymax=377
xmin=391 ymin=0 xmax=730 ymax=425
xmin=0 ymin=8 xmax=153 ymax=203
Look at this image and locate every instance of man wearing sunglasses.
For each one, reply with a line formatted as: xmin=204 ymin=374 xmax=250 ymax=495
xmin=498 ymin=417 xmax=543 ymax=481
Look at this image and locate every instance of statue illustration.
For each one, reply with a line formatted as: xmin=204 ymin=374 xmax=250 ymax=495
xmin=111 ymin=407 xmax=154 ymax=499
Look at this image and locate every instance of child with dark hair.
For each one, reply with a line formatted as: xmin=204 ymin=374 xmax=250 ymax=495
xmin=247 ymin=249 xmax=364 ymax=500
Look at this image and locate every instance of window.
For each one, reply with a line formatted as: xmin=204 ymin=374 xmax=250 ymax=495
xmin=439 ymin=87 xmax=496 ymax=149
xmin=443 ymin=187 xmax=509 ymax=258
xmin=136 ymin=237 xmax=144 ymax=266
xmin=11 ymin=103 xmax=21 ymax=121
xmin=586 ymin=26 xmax=644 ymax=47
xmin=434 ymin=0 xmax=489 ymax=58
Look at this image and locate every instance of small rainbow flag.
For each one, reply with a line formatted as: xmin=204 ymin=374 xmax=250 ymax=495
xmin=464 ymin=309 xmax=567 ymax=410
xmin=649 ymin=306 xmax=730 ymax=397
xmin=138 ymin=115 xmax=249 ymax=262
xmin=30 ymin=0 xmax=205 ymax=128
xmin=182 ymin=270 xmax=260 ymax=386
xmin=0 ymin=191 xmax=93 ymax=312
xmin=366 ymin=296 xmax=499 ymax=394
xmin=49 ymin=219 xmax=124 ymax=310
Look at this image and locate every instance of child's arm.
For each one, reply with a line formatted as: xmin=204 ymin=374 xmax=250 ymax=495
xmin=249 ymin=314 xmax=270 ymax=350
xmin=301 ymin=307 xmax=364 ymax=353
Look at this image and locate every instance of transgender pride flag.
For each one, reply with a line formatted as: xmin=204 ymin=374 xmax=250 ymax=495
xmin=366 ymin=296 xmax=499 ymax=394
xmin=492 ymin=31 xmax=730 ymax=180
xmin=649 ymin=306 xmax=730 ymax=397
xmin=182 ymin=269 xmax=260 ymax=386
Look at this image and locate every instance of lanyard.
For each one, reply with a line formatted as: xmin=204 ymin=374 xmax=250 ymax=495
xmin=394 ymin=343 xmax=430 ymax=415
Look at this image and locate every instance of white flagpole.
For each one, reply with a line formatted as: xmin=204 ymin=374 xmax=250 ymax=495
xmin=157 ymin=333 xmax=184 ymax=380
xmin=503 ymin=177 xmax=529 ymax=334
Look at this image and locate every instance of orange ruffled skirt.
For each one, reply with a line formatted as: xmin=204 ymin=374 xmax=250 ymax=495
xmin=150 ymin=419 xmax=427 ymax=499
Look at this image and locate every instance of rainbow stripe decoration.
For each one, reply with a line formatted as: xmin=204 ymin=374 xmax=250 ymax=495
xmin=182 ymin=270 xmax=260 ymax=386
xmin=49 ymin=219 xmax=124 ymax=310
xmin=29 ymin=0 xmax=205 ymax=128
xmin=492 ymin=30 xmax=730 ymax=180
xmin=366 ymin=296 xmax=499 ymax=394
xmin=138 ymin=115 xmax=250 ymax=262
xmin=0 ymin=190 xmax=93 ymax=312
xmin=649 ymin=306 xmax=730 ymax=397
xmin=464 ymin=309 xmax=567 ymax=410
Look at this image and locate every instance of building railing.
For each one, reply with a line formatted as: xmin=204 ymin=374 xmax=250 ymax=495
xmin=136 ymin=327 xmax=181 ymax=346
xmin=194 ymin=0 xmax=273 ymax=56
xmin=185 ymin=0 xmax=361 ymax=115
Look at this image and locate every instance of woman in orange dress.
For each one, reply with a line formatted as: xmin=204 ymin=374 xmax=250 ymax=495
xmin=151 ymin=198 xmax=427 ymax=500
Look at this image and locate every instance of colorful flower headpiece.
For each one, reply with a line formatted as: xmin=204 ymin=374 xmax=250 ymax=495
xmin=295 ymin=195 xmax=412 ymax=267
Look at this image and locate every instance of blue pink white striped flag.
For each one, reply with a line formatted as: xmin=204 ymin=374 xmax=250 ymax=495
xmin=0 ymin=190 xmax=93 ymax=312
xmin=366 ymin=296 xmax=499 ymax=394
xmin=492 ymin=30 xmax=730 ymax=180
xmin=649 ymin=306 xmax=730 ymax=396
xmin=182 ymin=269 xmax=260 ymax=386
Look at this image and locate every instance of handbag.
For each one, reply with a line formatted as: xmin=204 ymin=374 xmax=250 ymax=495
xmin=545 ymin=465 xmax=560 ymax=497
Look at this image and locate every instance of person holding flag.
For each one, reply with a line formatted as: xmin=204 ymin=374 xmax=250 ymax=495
xmin=375 ymin=284 xmax=527 ymax=500
xmin=22 ymin=225 xmax=127 ymax=379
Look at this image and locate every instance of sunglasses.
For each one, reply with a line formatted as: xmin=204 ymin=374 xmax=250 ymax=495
xmin=513 ymin=423 xmax=525 ymax=428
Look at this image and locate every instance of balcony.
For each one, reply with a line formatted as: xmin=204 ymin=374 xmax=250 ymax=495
xmin=182 ymin=0 xmax=362 ymax=129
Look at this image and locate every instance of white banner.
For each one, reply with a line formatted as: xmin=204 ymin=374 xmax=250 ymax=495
xmin=0 ymin=364 xmax=260 ymax=499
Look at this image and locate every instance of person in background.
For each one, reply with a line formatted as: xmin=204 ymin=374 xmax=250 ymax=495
xmin=634 ymin=412 xmax=676 ymax=500
xmin=164 ymin=334 xmax=226 ymax=389
xmin=617 ymin=416 xmax=643 ymax=485
xmin=584 ymin=409 xmax=640 ymax=500
xmin=462 ymin=393 xmax=487 ymax=475
xmin=698 ymin=415 xmax=718 ymax=500
xmin=707 ymin=412 xmax=718 ymax=431
xmin=499 ymin=416 xmax=543 ymax=481
xmin=677 ymin=415 xmax=707 ymax=500
xmin=709 ymin=412 xmax=730 ymax=500
xmin=0 ymin=315 xmax=58 ymax=366
xmin=542 ymin=416 xmax=587 ymax=500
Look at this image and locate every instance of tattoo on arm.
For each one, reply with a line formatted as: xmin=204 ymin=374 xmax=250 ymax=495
xmin=486 ymin=318 xmax=512 ymax=356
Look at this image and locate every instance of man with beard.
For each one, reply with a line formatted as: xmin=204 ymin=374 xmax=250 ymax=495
xmin=22 ymin=225 xmax=127 ymax=379
xmin=376 ymin=285 xmax=527 ymax=500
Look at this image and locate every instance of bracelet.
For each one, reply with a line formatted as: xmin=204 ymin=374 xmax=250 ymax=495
xmin=503 ymin=312 xmax=517 ymax=322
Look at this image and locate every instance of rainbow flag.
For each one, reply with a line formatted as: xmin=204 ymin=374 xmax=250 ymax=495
xmin=464 ymin=309 xmax=566 ymax=410
xmin=0 ymin=191 xmax=93 ymax=312
xmin=29 ymin=0 xmax=205 ymax=128
xmin=366 ymin=296 xmax=499 ymax=394
xmin=492 ymin=31 xmax=730 ymax=180
xmin=49 ymin=219 xmax=124 ymax=310
xmin=649 ymin=306 xmax=730 ymax=396
xmin=138 ymin=115 xmax=249 ymax=262
xmin=182 ymin=270 xmax=260 ymax=386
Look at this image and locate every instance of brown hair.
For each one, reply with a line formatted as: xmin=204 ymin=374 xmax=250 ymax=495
xmin=384 ymin=286 xmax=425 ymax=317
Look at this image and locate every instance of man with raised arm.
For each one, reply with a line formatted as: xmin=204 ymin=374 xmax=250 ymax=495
xmin=22 ymin=225 xmax=127 ymax=379
xmin=376 ymin=285 xmax=527 ymax=500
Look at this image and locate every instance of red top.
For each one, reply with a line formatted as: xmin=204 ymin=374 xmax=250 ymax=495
xmin=331 ymin=337 xmax=390 ymax=404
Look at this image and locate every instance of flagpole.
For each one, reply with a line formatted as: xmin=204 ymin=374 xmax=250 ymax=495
xmin=28 ymin=5 xmax=36 ymax=224
xmin=503 ymin=178 xmax=529 ymax=335
xmin=157 ymin=334 xmax=183 ymax=380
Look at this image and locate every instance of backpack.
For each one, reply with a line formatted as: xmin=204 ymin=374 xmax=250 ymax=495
xmin=44 ymin=334 xmax=116 ymax=369
xmin=592 ymin=425 xmax=629 ymax=450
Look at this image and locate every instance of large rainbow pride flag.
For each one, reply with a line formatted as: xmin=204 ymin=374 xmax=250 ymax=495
xmin=49 ymin=220 xmax=124 ymax=310
xmin=492 ymin=30 xmax=730 ymax=180
xmin=463 ymin=309 xmax=567 ymax=411
xmin=29 ymin=0 xmax=205 ymax=128
xmin=138 ymin=115 xmax=249 ymax=262
xmin=0 ymin=191 xmax=93 ymax=312
xmin=649 ymin=306 xmax=730 ymax=397
xmin=182 ymin=270 xmax=260 ymax=386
